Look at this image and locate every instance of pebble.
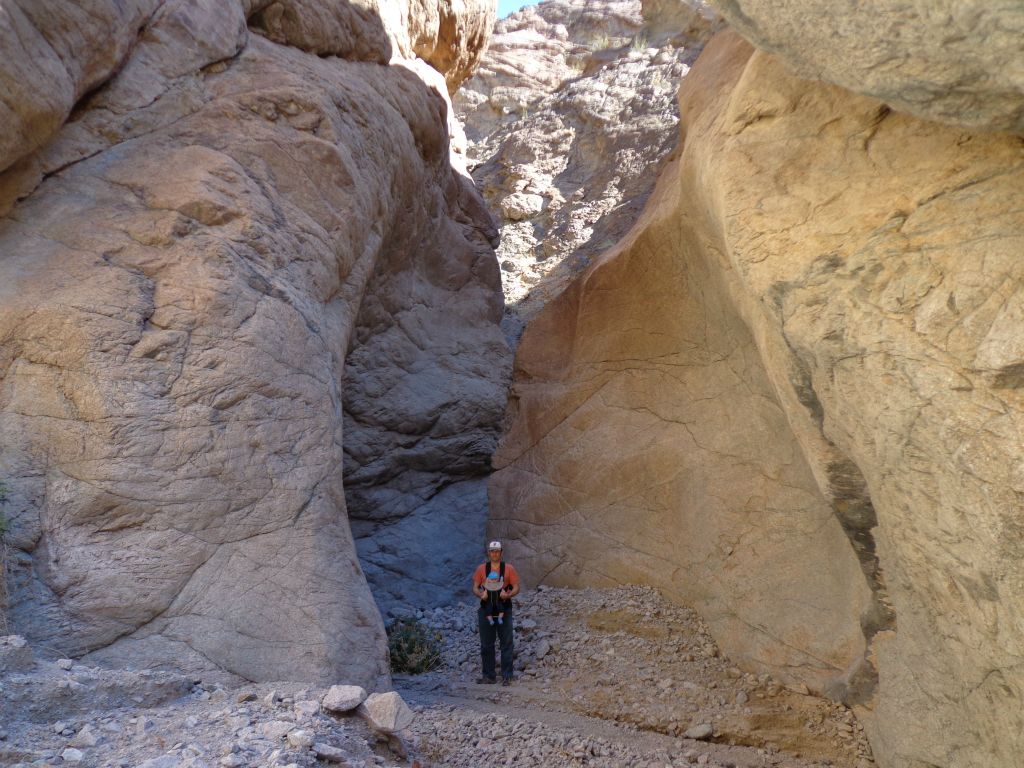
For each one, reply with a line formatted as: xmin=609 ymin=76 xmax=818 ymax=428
xmin=260 ymin=720 xmax=294 ymax=740
xmin=286 ymin=728 xmax=315 ymax=748
xmin=684 ymin=723 xmax=714 ymax=740
xmin=313 ymin=742 xmax=348 ymax=763
xmin=69 ymin=724 xmax=101 ymax=748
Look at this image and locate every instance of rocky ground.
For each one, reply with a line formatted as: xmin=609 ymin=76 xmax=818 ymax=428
xmin=0 ymin=586 xmax=873 ymax=767
xmin=404 ymin=585 xmax=874 ymax=767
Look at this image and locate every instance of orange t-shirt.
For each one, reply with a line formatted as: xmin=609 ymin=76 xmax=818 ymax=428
xmin=474 ymin=562 xmax=520 ymax=591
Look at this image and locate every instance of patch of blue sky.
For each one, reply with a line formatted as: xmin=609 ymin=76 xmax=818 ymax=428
xmin=498 ymin=0 xmax=534 ymax=18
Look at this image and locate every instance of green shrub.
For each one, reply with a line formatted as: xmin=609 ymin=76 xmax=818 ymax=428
xmin=387 ymin=617 xmax=442 ymax=674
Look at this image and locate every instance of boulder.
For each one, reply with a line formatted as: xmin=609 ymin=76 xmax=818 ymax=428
xmin=357 ymin=690 xmax=415 ymax=733
xmin=322 ymin=684 xmax=368 ymax=713
xmin=249 ymin=0 xmax=496 ymax=91
xmin=706 ymin=0 xmax=1024 ymax=133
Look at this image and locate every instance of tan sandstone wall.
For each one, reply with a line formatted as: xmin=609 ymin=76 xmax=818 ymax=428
xmin=0 ymin=0 xmax=504 ymax=688
xmin=491 ymin=28 xmax=1024 ymax=768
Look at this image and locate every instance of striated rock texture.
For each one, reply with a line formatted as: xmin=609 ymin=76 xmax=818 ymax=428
xmin=706 ymin=0 xmax=1024 ymax=133
xmin=491 ymin=29 xmax=1024 ymax=767
xmin=0 ymin=0 xmax=506 ymax=687
xmin=456 ymin=0 xmax=720 ymax=343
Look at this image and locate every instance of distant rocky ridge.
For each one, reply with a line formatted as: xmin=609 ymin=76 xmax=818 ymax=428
xmin=0 ymin=0 xmax=507 ymax=688
xmin=491 ymin=5 xmax=1024 ymax=768
xmin=455 ymin=0 xmax=721 ymax=343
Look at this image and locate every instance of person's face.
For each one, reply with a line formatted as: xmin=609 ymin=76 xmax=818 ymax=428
xmin=488 ymin=548 xmax=502 ymax=561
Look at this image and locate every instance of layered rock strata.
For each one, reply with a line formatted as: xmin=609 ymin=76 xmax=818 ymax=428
xmin=491 ymin=29 xmax=1024 ymax=768
xmin=455 ymin=0 xmax=720 ymax=343
xmin=0 ymin=0 xmax=506 ymax=687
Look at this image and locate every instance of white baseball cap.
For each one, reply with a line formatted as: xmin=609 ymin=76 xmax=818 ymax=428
xmin=487 ymin=540 xmax=502 ymax=550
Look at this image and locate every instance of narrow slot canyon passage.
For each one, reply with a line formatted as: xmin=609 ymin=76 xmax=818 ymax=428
xmin=1 ymin=0 xmax=1021 ymax=766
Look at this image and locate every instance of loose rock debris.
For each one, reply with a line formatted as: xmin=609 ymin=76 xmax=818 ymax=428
xmin=1 ymin=586 xmax=874 ymax=767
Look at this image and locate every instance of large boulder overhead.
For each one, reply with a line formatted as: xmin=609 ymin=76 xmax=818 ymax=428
xmin=706 ymin=0 xmax=1024 ymax=133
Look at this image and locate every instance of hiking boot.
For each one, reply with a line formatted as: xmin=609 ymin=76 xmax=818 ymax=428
xmin=476 ymin=676 xmax=497 ymax=685
xmin=502 ymin=677 xmax=511 ymax=687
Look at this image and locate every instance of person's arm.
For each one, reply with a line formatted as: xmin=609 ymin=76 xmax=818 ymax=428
xmin=502 ymin=566 xmax=521 ymax=599
xmin=472 ymin=567 xmax=486 ymax=600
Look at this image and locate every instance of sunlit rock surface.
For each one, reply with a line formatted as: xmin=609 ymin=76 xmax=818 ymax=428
xmin=0 ymin=0 xmax=505 ymax=687
xmin=492 ymin=29 xmax=1024 ymax=767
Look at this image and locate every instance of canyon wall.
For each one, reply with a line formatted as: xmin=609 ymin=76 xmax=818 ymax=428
xmin=0 ymin=0 xmax=506 ymax=687
xmin=491 ymin=20 xmax=1024 ymax=768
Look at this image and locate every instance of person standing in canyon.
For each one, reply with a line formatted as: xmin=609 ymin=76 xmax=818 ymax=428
xmin=472 ymin=541 xmax=520 ymax=685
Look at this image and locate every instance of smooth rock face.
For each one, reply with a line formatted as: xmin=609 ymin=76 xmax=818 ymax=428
xmin=707 ymin=0 xmax=1024 ymax=132
xmin=488 ymin=125 xmax=874 ymax=699
xmin=492 ymin=27 xmax=1024 ymax=768
xmin=0 ymin=0 xmax=504 ymax=688
xmin=354 ymin=479 xmax=490 ymax=617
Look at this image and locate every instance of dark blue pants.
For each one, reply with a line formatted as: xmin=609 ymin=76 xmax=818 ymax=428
xmin=478 ymin=606 xmax=514 ymax=680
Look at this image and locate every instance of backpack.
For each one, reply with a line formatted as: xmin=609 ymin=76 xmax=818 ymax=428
xmin=481 ymin=561 xmax=511 ymax=610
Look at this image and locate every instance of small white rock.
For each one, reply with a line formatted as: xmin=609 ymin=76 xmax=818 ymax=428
xmin=286 ymin=729 xmax=315 ymax=748
xmin=260 ymin=720 xmax=294 ymax=741
xmin=684 ymin=723 xmax=714 ymax=740
xmin=313 ymin=742 xmax=349 ymax=763
xmin=56 ymin=658 xmax=74 ymax=670
xmin=321 ymin=685 xmax=367 ymax=713
xmin=136 ymin=756 xmax=182 ymax=768
xmin=61 ymin=748 xmax=85 ymax=762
